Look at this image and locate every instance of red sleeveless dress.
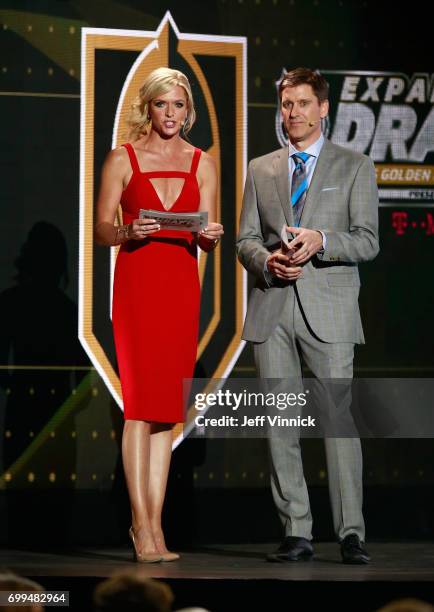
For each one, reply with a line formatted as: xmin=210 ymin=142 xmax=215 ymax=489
xmin=112 ymin=143 xmax=202 ymax=422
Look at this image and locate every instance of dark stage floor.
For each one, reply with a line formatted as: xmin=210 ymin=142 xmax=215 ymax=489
xmin=1 ymin=542 xmax=434 ymax=580
xmin=1 ymin=543 xmax=434 ymax=611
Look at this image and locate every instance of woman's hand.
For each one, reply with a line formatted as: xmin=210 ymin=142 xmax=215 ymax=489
xmin=196 ymin=152 xmax=221 ymax=251
xmin=95 ymin=149 xmax=161 ymax=246
xmin=129 ymin=218 xmax=161 ymax=240
xmin=199 ymin=222 xmax=224 ymax=244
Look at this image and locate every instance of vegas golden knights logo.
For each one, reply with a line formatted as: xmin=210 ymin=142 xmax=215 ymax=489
xmin=79 ymin=12 xmax=247 ymax=446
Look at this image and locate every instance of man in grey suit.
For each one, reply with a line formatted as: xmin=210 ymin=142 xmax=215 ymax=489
xmin=236 ymin=68 xmax=379 ymax=564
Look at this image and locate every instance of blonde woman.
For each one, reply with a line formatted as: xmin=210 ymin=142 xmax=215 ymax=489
xmin=95 ymin=68 xmax=223 ymax=562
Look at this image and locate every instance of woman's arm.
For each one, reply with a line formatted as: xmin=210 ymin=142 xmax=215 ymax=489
xmin=94 ymin=147 xmax=159 ymax=246
xmin=196 ymin=152 xmax=224 ymax=252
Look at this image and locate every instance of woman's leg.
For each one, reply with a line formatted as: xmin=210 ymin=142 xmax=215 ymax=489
xmin=148 ymin=423 xmax=174 ymax=553
xmin=122 ymin=419 xmax=158 ymax=553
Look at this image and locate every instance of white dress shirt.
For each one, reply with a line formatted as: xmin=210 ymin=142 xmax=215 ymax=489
xmin=264 ymin=133 xmax=326 ymax=282
xmin=288 ymin=133 xmax=326 ymax=249
xmin=288 ymin=132 xmax=325 ymax=195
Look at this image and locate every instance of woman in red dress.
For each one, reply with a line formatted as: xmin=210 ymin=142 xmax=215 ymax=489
xmin=95 ymin=68 xmax=223 ymax=562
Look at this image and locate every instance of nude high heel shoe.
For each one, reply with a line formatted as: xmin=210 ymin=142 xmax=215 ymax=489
xmin=152 ymin=533 xmax=180 ymax=561
xmin=160 ymin=551 xmax=180 ymax=562
xmin=129 ymin=527 xmax=163 ymax=563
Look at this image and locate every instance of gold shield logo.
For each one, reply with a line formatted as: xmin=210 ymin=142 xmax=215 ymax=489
xmin=79 ymin=12 xmax=247 ymax=446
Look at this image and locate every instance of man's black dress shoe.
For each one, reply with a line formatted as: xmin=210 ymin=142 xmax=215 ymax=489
xmin=340 ymin=534 xmax=371 ymax=564
xmin=267 ymin=536 xmax=314 ymax=562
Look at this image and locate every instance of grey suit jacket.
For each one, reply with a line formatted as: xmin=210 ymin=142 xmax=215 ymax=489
xmin=236 ymin=139 xmax=380 ymax=344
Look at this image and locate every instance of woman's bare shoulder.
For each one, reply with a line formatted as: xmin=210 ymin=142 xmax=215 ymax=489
xmin=103 ymin=145 xmax=130 ymax=171
xmin=197 ymin=149 xmax=216 ymax=173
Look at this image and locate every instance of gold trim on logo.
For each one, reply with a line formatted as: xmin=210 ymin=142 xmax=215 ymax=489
xmin=80 ymin=16 xmax=247 ymax=446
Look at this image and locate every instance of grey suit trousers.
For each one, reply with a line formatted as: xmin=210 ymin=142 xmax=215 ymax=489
xmin=253 ymin=286 xmax=365 ymax=542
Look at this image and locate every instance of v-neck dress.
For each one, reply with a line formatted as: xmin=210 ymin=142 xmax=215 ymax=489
xmin=112 ymin=143 xmax=202 ymax=422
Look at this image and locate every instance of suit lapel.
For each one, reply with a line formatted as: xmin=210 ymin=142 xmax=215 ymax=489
xmin=272 ymin=147 xmax=293 ymax=226
xmin=300 ymin=139 xmax=335 ymax=228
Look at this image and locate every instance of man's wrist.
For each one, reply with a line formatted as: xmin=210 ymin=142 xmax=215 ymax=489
xmin=263 ymin=255 xmax=273 ymax=286
xmin=316 ymin=230 xmax=326 ymax=252
xmin=265 ymin=254 xmax=272 ymax=272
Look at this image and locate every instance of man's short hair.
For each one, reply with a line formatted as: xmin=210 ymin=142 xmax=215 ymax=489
xmin=279 ymin=67 xmax=329 ymax=103
xmin=93 ymin=572 xmax=174 ymax=612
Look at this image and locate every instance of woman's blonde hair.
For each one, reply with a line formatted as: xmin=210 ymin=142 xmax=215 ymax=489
xmin=127 ymin=67 xmax=196 ymax=141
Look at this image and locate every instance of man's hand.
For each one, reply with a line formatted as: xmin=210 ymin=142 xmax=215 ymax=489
xmin=266 ymin=249 xmax=303 ymax=281
xmin=286 ymin=226 xmax=323 ymax=265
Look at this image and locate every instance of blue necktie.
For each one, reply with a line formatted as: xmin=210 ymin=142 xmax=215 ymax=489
xmin=291 ymin=152 xmax=310 ymax=226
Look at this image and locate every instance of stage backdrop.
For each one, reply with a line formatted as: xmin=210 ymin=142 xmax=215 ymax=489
xmin=0 ymin=1 xmax=433 ymax=544
xmin=79 ymin=13 xmax=247 ymax=447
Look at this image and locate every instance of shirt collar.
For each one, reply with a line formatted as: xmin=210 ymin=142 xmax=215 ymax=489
xmin=288 ymin=132 xmax=324 ymax=160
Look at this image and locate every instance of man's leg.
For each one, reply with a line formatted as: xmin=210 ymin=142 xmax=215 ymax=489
xmin=293 ymin=297 xmax=365 ymax=542
xmin=253 ymin=290 xmax=313 ymax=540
